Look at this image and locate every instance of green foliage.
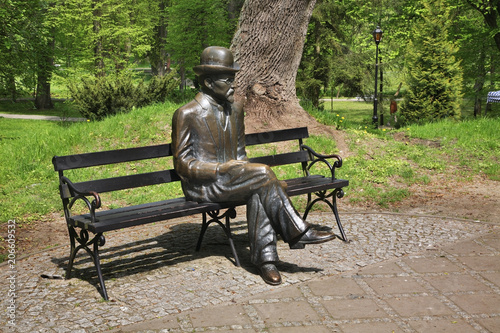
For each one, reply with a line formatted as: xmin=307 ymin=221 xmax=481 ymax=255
xmin=50 ymin=0 xmax=161 ymax=75
xmin=141 ymin=72 xmax=180 ymax=105
xmin=305 ymin=99 xmax=374 ymax=129
xmin=167 ymin=0 xmax=235 ymax=81
xmin=399 ymin=0 xmax=464 ymax=125
xmin=298 ymin=0 xmax=373 ymax=104
xmin=0 ymin=0 xmax=53 ymax=100
xmin=68 ymin=71 xmax=178 ymax=120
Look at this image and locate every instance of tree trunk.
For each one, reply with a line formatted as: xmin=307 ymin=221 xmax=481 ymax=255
xmin=150 ymin=0 xmax=168 ymax=77
xmin=7 ymin=74 xmax=17 ymax=102
xmin=92 ymin=0 xmax=105 ymax=77
xmin=35 ymin=34 xmax=55 ymax=110
xmin=473 ymin=47 xmax=486 ymax=117
xmin=231 ymin=0 xmax=317 ymax=131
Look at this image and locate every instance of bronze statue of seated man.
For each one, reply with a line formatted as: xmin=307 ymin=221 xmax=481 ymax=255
xmin=171 ymin=46 xmax=336 ymax=285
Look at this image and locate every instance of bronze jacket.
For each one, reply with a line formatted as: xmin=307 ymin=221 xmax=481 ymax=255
xmin=171 ymin=92 xmax=249 ymax=202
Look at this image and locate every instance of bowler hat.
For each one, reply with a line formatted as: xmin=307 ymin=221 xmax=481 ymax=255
xmin=193 ymin=46 xmax=240 ymax=75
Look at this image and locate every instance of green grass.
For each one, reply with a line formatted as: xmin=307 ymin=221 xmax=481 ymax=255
xmin=314 ymin=100 xmax=374 ymax=129
xmin=315 ymin=98 xmax=500 ymax=129
xmin=407 ymin=117 xmax=500 ymax=180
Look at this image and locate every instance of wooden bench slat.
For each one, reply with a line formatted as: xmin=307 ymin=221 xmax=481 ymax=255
xmin=70 ymin=169 xmax=180 ymax=195
xmin=245 ymin=127 xmax=308 ymax=146
xmin=285 ymin=176 xmax=349 ymax=197
xmin=70 ymin=200 xmax=225 ymax=233
xmin=249 ymin=151 xmax=309 ymax=167
xmin=82 ymin=198 xmax=186 ymax=218
xmin=53 ymin=144 xmax=173 ymax=171
xmin=53 ymin=127 xmax=309 ymax=172
xmin=84 ymin=198 xmax=201 ymax=224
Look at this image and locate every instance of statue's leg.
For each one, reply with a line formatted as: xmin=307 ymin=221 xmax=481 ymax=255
xmin=256 ymin=178 xmax=310 ymax=244
xmin=247 ymin=193 xmax=278 ymax=266
xmin=213 ymin=162 xmax=309 ymax=250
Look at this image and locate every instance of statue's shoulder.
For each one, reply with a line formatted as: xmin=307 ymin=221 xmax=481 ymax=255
xmin=173 ymin=93 xmax=208 ymax=120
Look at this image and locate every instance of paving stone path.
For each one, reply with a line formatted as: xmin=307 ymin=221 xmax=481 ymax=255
xmin=1 ymin=212 xmax=498 ymax=332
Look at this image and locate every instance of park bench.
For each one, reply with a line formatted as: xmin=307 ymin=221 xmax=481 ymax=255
xmin=52 ymin=126 xmax=349 ymax=300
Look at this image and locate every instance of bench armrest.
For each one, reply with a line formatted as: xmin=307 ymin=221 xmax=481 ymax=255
xmin=61 ymin=176 xmax=101 ymax=223
xmin=300 ymin=144 xmax=343 ymax=180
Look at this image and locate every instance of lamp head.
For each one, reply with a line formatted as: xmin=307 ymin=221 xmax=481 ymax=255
xmin=373 ymin=26 xmax=383 ymax=45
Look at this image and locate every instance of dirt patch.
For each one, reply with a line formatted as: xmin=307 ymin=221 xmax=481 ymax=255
xmin=393 ymin=131 xmax=442 ymax=148
xmin=1 ymin=213 xmax=68 ymax=260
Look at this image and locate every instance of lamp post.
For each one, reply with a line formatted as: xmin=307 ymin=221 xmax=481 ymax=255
xmin=372 ymin=26 xmax=383 ymax=128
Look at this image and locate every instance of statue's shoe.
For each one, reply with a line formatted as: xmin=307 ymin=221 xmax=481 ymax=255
xmin=259 ymin=263 xmax=282 ymax=285
xmin=289 ymin=229 xmax=337 ymax=249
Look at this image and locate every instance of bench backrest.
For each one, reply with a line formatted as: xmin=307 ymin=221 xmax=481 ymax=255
xmin=52 ymin=127 xmax=310 ymax=197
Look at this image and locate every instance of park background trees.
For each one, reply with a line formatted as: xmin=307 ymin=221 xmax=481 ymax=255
xmin=399 ymin=0 xmax=463 ymax=124
xmin=0 ymin=0 xmax=498 ymax=125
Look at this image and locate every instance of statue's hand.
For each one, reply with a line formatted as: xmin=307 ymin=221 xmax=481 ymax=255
xmin=217 ymin=160 xmax=247 ymax=176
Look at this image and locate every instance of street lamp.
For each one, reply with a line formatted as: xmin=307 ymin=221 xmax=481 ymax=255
xmin=372 ymin=26 xmax=383 ymax=127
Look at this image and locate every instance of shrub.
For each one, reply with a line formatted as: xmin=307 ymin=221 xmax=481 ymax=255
xmin=68 ymin=71 xmax=178 ymax=120
xmin=142 ymin=72 xmax=180 ymax=105
xmin=399 ymin=0 xmax=463 ymax=125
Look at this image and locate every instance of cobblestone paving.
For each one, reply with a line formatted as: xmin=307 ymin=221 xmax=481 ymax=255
xmin=1 ymin=212 xmax=497 ymax=332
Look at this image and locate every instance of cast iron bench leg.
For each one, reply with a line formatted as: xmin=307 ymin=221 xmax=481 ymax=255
xmin=331 ymin=189 xmax=348 ymax=242
xmin=65 ymin=226 xmax=109 ymax=300
xmin=302 ymin=188 xmax=349 ymax=242
xmin=196 ymin=209 xmax=240 ymax=267
xmin=92 ymin=234 xmax=108 ymax=301
xmin=65 ymin=226 xmax=78 ymax=280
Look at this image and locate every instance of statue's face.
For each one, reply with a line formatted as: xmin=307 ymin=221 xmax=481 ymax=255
xmin=206 ymin=74 xmax=235 ymax=103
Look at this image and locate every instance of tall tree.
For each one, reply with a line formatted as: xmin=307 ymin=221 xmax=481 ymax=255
xmin=451 ymin=2 xmax=496 ymax=117
xmin=167 ymin=0 xmax=234 ymax=88
xmin=297 ymin=0 xmax=341 ymax=108
xmin=0 ymin=0 xmax=39 ymax=101
xmin=232 ymin=0 xmax=318 ymax=130
xmin=149 ymin=0 xmax=169 ymax=76
xmin=400 ymin=0 xmax=463 ymax=124
xmin=34 ymin=1 xmax=56 ymax=109
xmin=53 ymin=0 xmax=159 ymax=77
xmin=466 ymin=0 xmax=500 ymax=53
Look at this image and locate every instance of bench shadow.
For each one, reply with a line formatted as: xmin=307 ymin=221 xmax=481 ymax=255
xmin=50 ymin=220 xmax=327 ymax=296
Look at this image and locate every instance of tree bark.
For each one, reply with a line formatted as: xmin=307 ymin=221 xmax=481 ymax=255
xmin=8 ymin=75 xmax=17 ymax=102
xmin=35 ymin=33 xmax=55 ymax=110
xmin=231 ymin=0 xmax=317 ymax=130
